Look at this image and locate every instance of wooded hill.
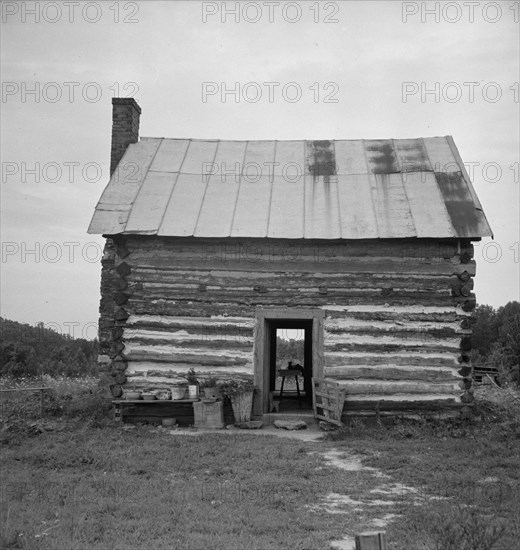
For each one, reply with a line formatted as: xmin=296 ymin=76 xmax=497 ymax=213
xmin=0 ymin=318 xmax=98 ymax=378
xmin=471 ymin=301 xmax=520 ymax=385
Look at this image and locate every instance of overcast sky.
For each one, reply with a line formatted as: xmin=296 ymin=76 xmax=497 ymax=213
xmin=1 ymin=0 xmax=519 ymax=340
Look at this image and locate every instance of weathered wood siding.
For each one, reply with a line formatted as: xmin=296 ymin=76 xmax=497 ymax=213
xmin=100 ymin=236 xmax=475 ymax=413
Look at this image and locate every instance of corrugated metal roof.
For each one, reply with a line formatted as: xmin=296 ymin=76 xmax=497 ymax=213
xmin=88 ymin=136 xmax=493 ymax=239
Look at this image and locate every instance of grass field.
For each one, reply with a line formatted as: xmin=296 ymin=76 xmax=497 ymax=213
xmin=1 ymin=381 xmax=519 ymax=550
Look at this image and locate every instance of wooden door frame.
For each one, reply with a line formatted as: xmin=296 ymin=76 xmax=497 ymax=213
xmin=253 ymin=308 xmax=324 ymax=416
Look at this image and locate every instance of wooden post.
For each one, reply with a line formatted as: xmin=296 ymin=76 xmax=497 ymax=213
xmin=40 ymin=388 xmax=44 ymax=418
xmin=355 ymin=531 xmax=387 ymax=550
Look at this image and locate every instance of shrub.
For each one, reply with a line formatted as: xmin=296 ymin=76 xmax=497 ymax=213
xmin=0 ymin=375 xmax=109 ymax=422
xmin=404 ymin=501 xmax=507 ymax=550
xmin=216 ymin=378 xmax=255 ymax=399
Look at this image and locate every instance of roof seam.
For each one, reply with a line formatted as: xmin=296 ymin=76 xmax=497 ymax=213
xmin=333 ymin=139 xmax=343 ymax=239
xmin=302 ymin=140 xmax=306 ymax=239
xmin=156 ymin=139 xmax=191 ymax=235
xmin=229 ymin=140 xmax=249 ymax=236
xmin=361 ymin=139 xmax=380 ymax=238
xmin=123 ymin=138 xmax=164 ymax=233
xmin=392 ymin=138 xmax=416 ymax=238
xmin=193 ymin=140 xmax=220 ymax=236
xmin=421 ymin=137 xmax=457 ymax=238
xmin=265 ymin=140 xmax=277 ymax=238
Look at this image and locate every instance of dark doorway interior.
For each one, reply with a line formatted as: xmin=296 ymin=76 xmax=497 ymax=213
xmin=268 ymin=319 xmax=313 ymax=410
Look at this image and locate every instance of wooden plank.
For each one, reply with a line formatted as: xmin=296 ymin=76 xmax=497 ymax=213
xmin=312 ymin=378 xmax=346 ymax=426
xmin=323 ymin=304 xmax=472 ymax=316
xmin=324 ymin=365 xmax=460 ymax=382
xmin=127 ymin=290 xmax=459 ymax=310
xmin=130 ymin=269 xmax=457 ymax=290
xmin=124 ymin=235 xmax=460 ymax=259
xmin=123 ymin=343 xmax=252 ymax=365
xmin=128 ymin=283 xmax=456 ymax=301
xmin=325 ymin=316 xmax=463 ymax=334
xmin=128 ymin=257 xmax=473 ymax=276
xmin=336 ymin=380 xmax=461 ymax=395
xmin=343 ymin=394 xmax=462 ymax=411
xmin=324 ymin=351 xmax=457 ymax=367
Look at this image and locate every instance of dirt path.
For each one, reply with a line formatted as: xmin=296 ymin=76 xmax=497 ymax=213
xmin=311 ymin=448 xmax=428 ymax=550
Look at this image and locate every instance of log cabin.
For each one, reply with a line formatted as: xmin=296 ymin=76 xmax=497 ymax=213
xmin=88 ymin=97 xmax=493 ymax=421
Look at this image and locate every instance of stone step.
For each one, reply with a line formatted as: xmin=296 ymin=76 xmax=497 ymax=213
xmin=261 ymin=411 xmax=319 ymax=427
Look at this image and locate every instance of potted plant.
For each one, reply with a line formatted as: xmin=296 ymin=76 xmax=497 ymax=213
xmin=217 ymin=378 xmax=255 ymax=423
xmin=186 ymin=368 xmax=199 ymax=399
xmin=201 ymin=376 xmax=220 ymax=400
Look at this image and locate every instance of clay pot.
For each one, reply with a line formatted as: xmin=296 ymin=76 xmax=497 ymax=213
xmin=162 ymin=418 xmax=176 ymax=427
xmin=125 ymin=391 xmax=141 ymax=400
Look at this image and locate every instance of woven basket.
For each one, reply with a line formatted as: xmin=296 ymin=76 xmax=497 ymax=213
xmin=171 ymin=386 xmax=186 ymax=400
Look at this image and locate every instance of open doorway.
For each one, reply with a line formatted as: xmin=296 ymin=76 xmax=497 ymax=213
xmin=269 ymin=320 xmax=313 ymax=411
xmin=253 ymin=309 xmax=324 ymax=416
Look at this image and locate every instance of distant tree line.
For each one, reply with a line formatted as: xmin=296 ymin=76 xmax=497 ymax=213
xmin=276 ymin=336 xmax=304 ymax=368
xmin=0 ymin=318 xmax=98 ymax=378
xmin=471 ymin=301 xmax=520 ymax=385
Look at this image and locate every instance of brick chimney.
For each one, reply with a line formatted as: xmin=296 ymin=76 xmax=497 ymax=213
xmin=110 ymin=98 xmax=141 ymax=176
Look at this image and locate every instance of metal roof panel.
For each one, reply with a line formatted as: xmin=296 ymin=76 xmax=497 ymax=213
xmin=336 ymin=174 xmax=378 ymax=239
xmin=157 ymin=173 xmax=207 ymax=236
xmin=194 ymin=172 xmax=240 ymax=237
xmin=401 ymin=172 xmax=456 ymax=238
xmin=334 ymin=140 xmax=368 ymax=175
xmin=148 ymin=139 xmax=189 ymax=173
xmin=180 ymin=140 xmax=218 ymax=174
xmin=364 ymin=140 xmax=400 ymax=174
xmin=371 ymin=173 xmax=416 ymax=238
xmin=304 ymin=175 xmax=342 ymax=239
xmin=394 ymin=138 xmax=432 ymax=173
xmin=87 ymin=138 xmax=161 ymax=234
xmin=125 ymin=171 xmax=177 ymax=233
xmin=274 ymin=141 xmax=304 ymax=177
xmin=267 ymin=175 xmax=305 ymax=238
xmin=88 ymin=136 xmax=492 ymax=239
xmin=423 ymin=136 xmax=459 ymax=173
xmin=230 ymin=176 xmax=272 ymax=238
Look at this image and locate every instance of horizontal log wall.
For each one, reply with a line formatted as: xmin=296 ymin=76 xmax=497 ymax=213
xmin=101 ymin=236 xmax=476 ymax=414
